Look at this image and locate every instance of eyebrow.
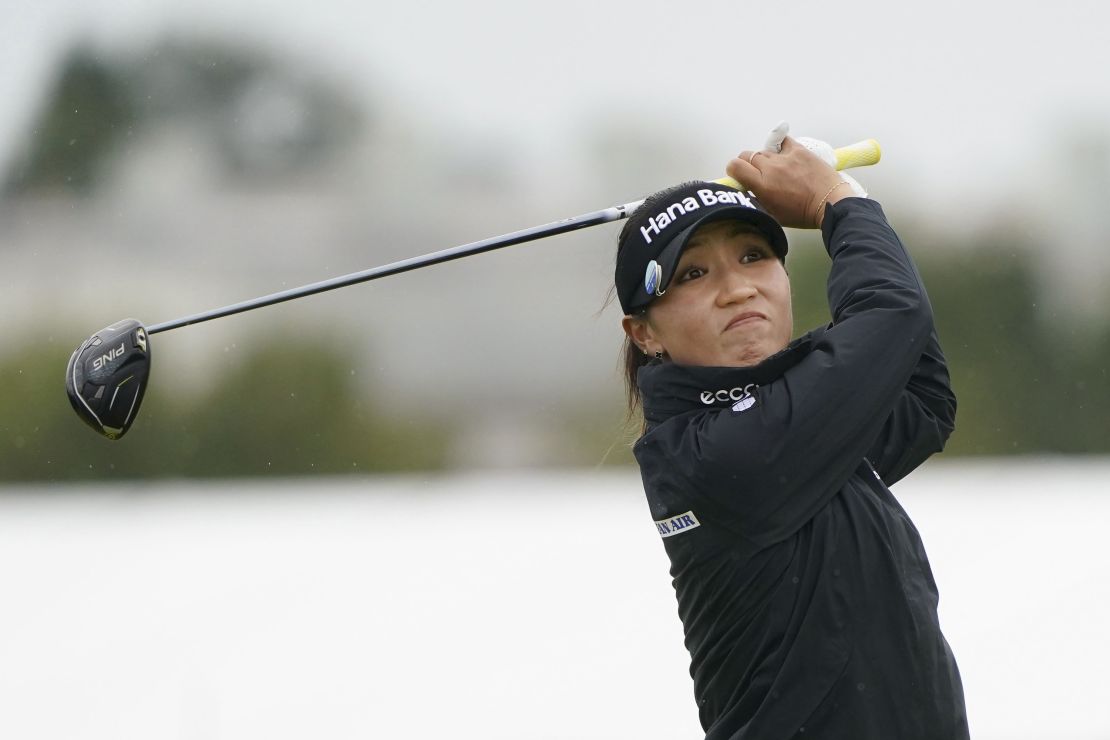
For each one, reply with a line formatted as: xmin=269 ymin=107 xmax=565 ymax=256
xmin=685 ymin=223 xmax=763 ymax=250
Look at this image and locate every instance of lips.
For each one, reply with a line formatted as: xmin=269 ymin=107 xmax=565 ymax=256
xmin=724 ymin=312 xmax=767 ymax=332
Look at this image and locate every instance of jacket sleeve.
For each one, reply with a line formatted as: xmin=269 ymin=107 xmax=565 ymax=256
xmin=865 ymin=328 xmax=956 ymax=486
xmin=642 ymin=198 xmax=939 ymax=547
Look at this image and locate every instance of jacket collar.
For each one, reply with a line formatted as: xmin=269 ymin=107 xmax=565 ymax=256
xmin=637 ymin=328 xmax=825 ymax=425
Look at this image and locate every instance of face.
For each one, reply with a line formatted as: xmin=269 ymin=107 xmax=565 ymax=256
xmin=623 ymin=220 xmax=793 ymax=367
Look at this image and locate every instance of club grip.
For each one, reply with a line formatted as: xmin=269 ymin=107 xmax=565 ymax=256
xmin=713 ymin=138 xmax=881 ymax=190
xmin=834 ymin=138 xmax=882 ymax=170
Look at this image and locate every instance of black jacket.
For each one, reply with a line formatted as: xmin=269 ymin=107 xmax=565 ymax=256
xmin=633 ymin=198 xmax=968 ymax=739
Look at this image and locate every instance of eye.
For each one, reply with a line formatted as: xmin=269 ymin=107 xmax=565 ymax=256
xmin=740 ymin=248 xmax=766 ymax=264
xmin=678 ymin=265 xmax=706 ymax=282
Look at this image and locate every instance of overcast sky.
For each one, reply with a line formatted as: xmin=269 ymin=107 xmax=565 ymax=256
xmin=3 ymin=0 xmax=1109 ymax=218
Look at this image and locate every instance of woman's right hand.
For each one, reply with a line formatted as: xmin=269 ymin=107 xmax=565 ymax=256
xmin=727 ymin=136 xmax=852 ymax=229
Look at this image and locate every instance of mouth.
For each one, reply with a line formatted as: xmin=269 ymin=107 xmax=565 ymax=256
xmin=724 ymin=312 xmax=767 ymax=332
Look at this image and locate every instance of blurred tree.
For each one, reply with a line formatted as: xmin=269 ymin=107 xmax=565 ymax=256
xmin=3 ymin=37 xmax=364 ymax=197
xmin=174 ymin=336 xmax=447 ymax=476
xmin=919 ymin=245 xmax=1046 ymax=455
xmin=782 ymin=232 xmax=833 ymax=332
xmin=3 ymin=48 xmax=135 ymax=195
xmin=1036 ymin=322 xmax=1110 ymax=453
xmin=0 ymin=332 xmax=448 ymax=481
xmin=127 ymin=38 xmax=363 ymax=181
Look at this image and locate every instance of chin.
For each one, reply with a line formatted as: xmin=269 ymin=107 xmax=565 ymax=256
xmin=735 ymin=356 xmax=769 ymax=368
xmin=724 ymin=349 xmax=769 ymax=367
xmin=725 ymin=340 xmax=784 ymax=368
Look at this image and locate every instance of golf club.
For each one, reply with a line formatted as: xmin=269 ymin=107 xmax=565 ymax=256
xmin=65 ymin=138 xmax=881 ymax=439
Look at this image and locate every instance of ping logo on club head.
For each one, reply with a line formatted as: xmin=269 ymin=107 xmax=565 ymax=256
xmin=92 ymin=342 xmax=127 ymax=372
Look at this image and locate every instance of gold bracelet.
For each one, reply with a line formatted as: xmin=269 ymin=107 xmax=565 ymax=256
xmin=815 ymin=180 xmax=850 ymax=224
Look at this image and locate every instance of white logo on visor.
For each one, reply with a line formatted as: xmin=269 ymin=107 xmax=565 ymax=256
xmin=639 ymin=189 xmax=757 ymax=244
xmin=644 ymin=260 xmax=664 ymax=297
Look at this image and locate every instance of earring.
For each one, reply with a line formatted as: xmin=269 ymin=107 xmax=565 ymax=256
xmin=655 ymin=350 xmax=663 ymax=360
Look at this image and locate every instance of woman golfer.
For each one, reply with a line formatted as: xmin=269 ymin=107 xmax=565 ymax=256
xmin=614 ymin=137 xmax=968 ymax=739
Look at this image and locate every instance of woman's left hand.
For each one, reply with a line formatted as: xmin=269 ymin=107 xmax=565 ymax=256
xmin=727 ymin=137 xmax=851 ymax=229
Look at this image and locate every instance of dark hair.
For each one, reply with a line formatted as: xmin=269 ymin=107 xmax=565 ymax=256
xmin=613 ymin=181 xmax=775 ymax=423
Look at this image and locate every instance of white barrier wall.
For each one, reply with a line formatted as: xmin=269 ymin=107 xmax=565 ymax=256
xmin=1 ymin=460 xmax=1107 ymax=739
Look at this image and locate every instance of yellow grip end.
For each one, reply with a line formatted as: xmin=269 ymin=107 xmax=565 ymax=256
xmin=834 ymin=138 xmax=881 ymax=171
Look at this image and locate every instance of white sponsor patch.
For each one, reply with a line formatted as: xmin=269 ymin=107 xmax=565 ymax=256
xmin=654 ymin=510 xmax=701 ymax=539
xmin=731 ymin=392 xmax=756 ymax=413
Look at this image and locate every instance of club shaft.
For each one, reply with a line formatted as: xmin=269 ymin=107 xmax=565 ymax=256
xmin=147 ymin=199 xmax=644 ymax=334
xmin=144 ymin=137 xmax=881 ymax=335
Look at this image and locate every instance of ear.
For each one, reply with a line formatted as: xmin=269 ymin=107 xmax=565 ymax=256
xmin=622 ymin=314 xmax=659 ymax=356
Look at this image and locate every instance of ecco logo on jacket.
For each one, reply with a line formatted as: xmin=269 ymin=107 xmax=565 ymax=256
xmin=700 ymin=384 xmax=758 ymax=413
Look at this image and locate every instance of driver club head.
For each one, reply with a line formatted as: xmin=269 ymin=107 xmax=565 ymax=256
xmin=65 ymin=319 xmax=151 ymax=440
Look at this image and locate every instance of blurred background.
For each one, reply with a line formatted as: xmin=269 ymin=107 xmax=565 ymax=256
xmin=1 ymin=0 xmax=1108 ymax=738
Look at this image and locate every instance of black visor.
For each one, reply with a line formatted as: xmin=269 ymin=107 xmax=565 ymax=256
xmin=615 ymin=182 xmax=787 ymax=314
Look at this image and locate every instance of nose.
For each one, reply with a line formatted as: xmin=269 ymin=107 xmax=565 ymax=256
xmin=715 ymin=264 xmax=757 ymax=306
